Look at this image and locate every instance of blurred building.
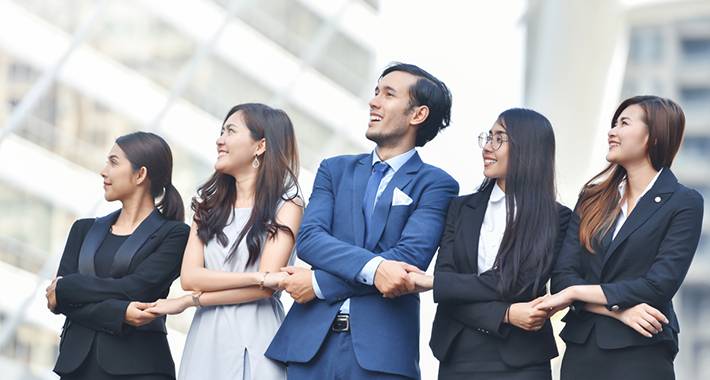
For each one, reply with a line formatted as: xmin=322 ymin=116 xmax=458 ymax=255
xmin=526 ymin=1 xmax=710 ymax=379
xmin=624 ymin=6 xmax=710 ymax=379
xmin=0 ymin=0 xmax=378 ymax=378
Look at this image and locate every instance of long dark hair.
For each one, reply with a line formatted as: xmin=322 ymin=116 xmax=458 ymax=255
xmin=192 ymin=103 xmax=300 ymax=265
xmin=115 ymin=131 xmax=185 ymax=221
xmin=577 ymin=96 xmax=685 ymax=252
xmin=478 ymin=108 xmax=558 ymax=299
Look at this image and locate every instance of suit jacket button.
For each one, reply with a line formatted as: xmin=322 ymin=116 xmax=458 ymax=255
xmin=654 ymin=196 xmax=661 ymax=203
xmin=611 ymin=305 xmax=620 ymax=311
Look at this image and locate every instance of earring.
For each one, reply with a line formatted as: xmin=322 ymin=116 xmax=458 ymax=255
xmin=252 ymin=156 xmax=260 ymax=168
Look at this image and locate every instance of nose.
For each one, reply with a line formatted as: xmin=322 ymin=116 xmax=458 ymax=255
xmin=368 ymin=94 xmax=380 ymax=110
xmin=100 ymin=164 xmax=108 ymax=179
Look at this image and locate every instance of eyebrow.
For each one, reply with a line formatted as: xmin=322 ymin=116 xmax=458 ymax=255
xmin=619 ymin=116 xmax=631 ymax=122
xmin=376 ymin=85 xmax=397 ymax=94
xmin=108 ymin=154 xmax=119 ymax=160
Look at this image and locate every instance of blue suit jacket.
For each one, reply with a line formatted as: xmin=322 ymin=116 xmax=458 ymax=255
xmin=266 ymin=152 xmax=459 ymax=379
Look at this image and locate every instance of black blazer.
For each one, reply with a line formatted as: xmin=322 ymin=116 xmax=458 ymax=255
xmin=430 ymin=183 xmax=572 ymax=369
xmin=53 ymin=209 xmax=189 ymax=377
xmin=551 ymin=168 xmax=704 ymax=354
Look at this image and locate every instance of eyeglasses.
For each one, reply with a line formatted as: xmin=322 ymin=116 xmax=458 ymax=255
xmin=478 ymin=132 xmax=509 ymax=151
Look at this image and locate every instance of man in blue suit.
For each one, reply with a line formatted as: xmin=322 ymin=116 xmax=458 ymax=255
xmin=266 ymin=63 xmax=459 ymax=379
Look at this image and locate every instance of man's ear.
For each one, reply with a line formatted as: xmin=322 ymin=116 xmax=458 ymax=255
xmin=409 ymin=105 xmax=430 ymax=127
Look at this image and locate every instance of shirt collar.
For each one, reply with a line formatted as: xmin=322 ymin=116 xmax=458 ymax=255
xmin=490 ymin=182 xmax=506 ymax=203
xmin=618 ymin=168 xmax=663 ymax=200
xmin=372 ymin=148 xmax=416 ymax=173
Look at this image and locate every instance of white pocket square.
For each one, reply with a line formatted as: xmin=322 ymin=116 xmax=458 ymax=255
xmin=392 ymin=187 xmax=413 ymax=206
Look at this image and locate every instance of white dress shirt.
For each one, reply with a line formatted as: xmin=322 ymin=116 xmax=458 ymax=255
xmin=612 ymin=169 xmax=663 ymax=240
xmin=312 ymin=148 xmax=417 ymax=313
xmin=477 ymin=182 xmax=508 ymax=274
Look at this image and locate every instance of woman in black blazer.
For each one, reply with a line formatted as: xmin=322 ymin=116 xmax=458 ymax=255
xmin=412 ymin=108 xmax=571 ymax=380
xmin=539 ymin=96 xmax=704 ymax=380
xmin=45 ymin=132 xmax=190 ymax=380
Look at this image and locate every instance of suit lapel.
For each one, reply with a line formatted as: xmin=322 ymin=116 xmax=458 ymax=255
xmin=365 ymin=153 xmax=422 ymax=251
xmin=352 ymin=155 xmax=371 ymax=247
xmin=110 ymin=209 xmax=166 ymax=278
xmin=461 ymin=183 xmax=494 ymax=273
xmin=602 ymin=169 xmax=678 ymax=270
xmin=77 ymin=210 xmax=120 ymax=276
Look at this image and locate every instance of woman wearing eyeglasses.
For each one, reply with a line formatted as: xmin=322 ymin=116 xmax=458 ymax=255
xmin=410 ymin=109 xmax=572 ymax=380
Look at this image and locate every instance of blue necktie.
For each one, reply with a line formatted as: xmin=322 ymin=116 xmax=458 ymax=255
xmin=363 ymin=162 xmax=389 ymax=233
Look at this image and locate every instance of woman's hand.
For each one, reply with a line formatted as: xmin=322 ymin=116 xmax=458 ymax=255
xmin=144 ymin=296 xmax=192 ymax=316
xmin=535 ymin=288 xmax=574 ymax=316
xmin=613 ymin=303 xmax=669 ymax=338
xmin=125 ymin=301 xmax=159 ymax=326
xmin=262 ymin=271 xmax=289 ymax=290
xmin=408 ymin=272 xmax=433 ymax=293
xmin=507 ymin=296 xmax=549 ymax=331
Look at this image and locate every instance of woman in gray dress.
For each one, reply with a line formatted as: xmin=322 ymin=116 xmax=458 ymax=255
xmin=147 ymin=103 xmax=303 ymax=380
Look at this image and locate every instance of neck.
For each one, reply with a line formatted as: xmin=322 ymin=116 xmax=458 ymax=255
xmin=231 ymin=168 xmax=257 ymax=207
xmin=496 ymin=178 xmax=506 ymax=193
xmin=623 ymin=159 xmax=658 ymax=199
xmin=375 ymin=143 xmax=414 ymax=162
xmin=118 ymin=192 xmax=155 ymax=229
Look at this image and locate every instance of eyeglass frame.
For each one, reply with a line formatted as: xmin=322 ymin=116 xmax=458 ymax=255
xmin=477 ymin=131 xmax=509 ymax=151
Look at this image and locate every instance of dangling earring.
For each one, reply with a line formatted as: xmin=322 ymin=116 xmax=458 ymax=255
xmin=252 ymin=156 xmax=260 ymax=168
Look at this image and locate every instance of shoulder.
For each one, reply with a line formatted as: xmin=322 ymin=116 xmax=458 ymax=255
xmin=556 ymin=202 xmax=573 ymax=218
xmin=556 ymin=202 xmax=573 ymax=228
xmin=321 ymin=153 xmax=369 ymax=168
xmin=68 ymin=218 xmax=95 ymax=239
xmin=418 ymin=163 xmax=459 ymax=190
xmin=674 ymin=183 xmax=704 ymax=209
xmin=162 ymin=220 xmax=191 ymax=236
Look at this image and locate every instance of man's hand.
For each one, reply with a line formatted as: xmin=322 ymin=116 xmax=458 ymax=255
xmin=45 ymin=276 xmax=62 ymax=314
xmin=124 ymin=301 xmax=159 ymax=327
xmin=374 ymin=260 xmax=423 ymax=298
xmin=507 ymin=296 xmax=549 ymax=331
xmin=280 ymin=266 xmax=316 ymax=304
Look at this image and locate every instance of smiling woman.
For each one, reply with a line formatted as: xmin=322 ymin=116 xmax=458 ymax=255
xmin=144 ymin=103 xmax=304 ymax=380
xmin=546 ymin=96 xmax=704 ymax=380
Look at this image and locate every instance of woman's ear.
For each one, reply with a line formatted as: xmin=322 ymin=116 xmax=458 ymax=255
xmin=135 ymin=166 xmax=148 ymax=185
xmin=255 ymin=138 xmax=266 ymax=156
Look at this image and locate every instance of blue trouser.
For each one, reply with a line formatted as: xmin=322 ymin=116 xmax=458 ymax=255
xmin=286 ymin=329 xmax=415 ymax=380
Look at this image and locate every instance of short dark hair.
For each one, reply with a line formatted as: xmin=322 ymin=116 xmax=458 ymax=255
xmin=380 ymin=62 xmax=453 ymax=147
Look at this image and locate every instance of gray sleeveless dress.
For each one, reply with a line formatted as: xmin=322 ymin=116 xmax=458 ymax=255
xmin=178 ymin=206 xmax=293 ymax=380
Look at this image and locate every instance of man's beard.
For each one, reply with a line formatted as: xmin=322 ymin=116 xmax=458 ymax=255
xmin=365 ymin=127 xmax=407 ymax=148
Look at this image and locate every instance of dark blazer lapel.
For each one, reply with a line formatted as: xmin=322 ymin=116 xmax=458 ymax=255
xmin=77 ymin=210 xmax=120 ymax=276
xmin=602 ymin=169 xmax=678 ymax=270
xmin=352 ymin=154 xmax=371 ymax=247
xmin=461 ymin=182 xmax=494 ymax=273
xmin=110 ymin=209 xmax=167 ymax=277
xmin=365 ymin=153 xmax=422 ymax=251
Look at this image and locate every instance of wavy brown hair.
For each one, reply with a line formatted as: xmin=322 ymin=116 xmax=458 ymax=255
xmin=192 ymin=103 xmax=300 ymax=265
xmin=577 ymin=96 xmax=685 ymax=252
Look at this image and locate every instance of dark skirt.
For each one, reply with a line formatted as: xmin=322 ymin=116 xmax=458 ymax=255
xmin=438 ymin=328 xmax=551 ymax=380
xmin=561 ymin=331 xmax=675 ymax=380
xmin=60 ymin=340 xmax=173 ymax=380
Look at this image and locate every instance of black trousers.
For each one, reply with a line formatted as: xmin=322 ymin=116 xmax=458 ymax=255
xmin=60 ymin=340 xmax=173 ymax=380
xmin=561 ymin=331 xmax=675 ymax=380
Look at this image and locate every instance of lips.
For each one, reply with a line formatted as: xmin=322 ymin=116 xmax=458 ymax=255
xmin=369 ymin=113 xmax=383 ymax=122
